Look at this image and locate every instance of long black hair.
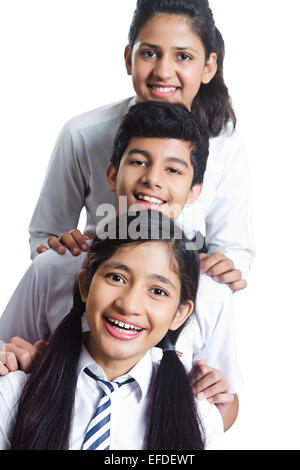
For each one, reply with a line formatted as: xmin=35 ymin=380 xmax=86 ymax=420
xmin=10 ymin=211 xmax=204 ymax=450
xmin=128 ymin=0 xmax=236 ymax=137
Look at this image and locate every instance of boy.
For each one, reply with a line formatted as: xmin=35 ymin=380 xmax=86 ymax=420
xmin=0 ymin=102 xmax=241 ymax=430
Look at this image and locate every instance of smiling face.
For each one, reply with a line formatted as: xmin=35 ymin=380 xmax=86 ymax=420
xmin=79 ymin=242 xmax=193 ymax=380
xmin=125 ymin=13 xmax=217 ymax=110
xmin=106 ymin=136 xmax=202 ymax=219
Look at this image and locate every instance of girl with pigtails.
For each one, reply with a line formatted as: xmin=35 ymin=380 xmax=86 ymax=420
xmin=0 ymin=211 xmax=225 ymax=450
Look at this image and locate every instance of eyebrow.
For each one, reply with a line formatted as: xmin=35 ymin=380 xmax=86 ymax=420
xmin=103 ymin=262 xmax=176 ymax=290
xmin=127 ymin=149 xmax=189 ymax=169
xmin=103 ymin=262 xmax=131 ymax=273
xmin=139 ymin=42 xmax=200 ymax=54
xmin=150 ymin=274 xmax=177 ymax=291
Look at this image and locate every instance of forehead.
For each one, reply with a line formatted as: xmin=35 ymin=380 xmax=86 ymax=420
xmin=134 ymin=13 xmax=203 ymax=49
xmin=101 ymin=241 xmax=180 ymax=285
xmin=122 ymin=137 xmax=193 ymax=166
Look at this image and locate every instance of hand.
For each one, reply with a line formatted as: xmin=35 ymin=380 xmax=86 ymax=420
xmin=0 ymin=337 xmax=48 ymax=376
xmin=188 ymin=360 xmax=237 ymax=430
xmin=37 ymin=230 xmax=94 ymax=256
xmin=189 ymin=360 xmax=231 ymax=404
xmin=199 ymin=252 xmax=247 ymax=293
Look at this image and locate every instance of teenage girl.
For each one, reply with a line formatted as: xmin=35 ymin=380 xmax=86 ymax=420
xmin=0 ymin=211 xmax=226 ymax=450
xmin=30 ymin=0 xmax=254 ymax=293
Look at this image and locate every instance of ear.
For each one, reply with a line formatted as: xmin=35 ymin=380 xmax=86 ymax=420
xmin=106 ymin=162 xmax=118 ymax=192
xmin=169 ymin=300 xmax=194 ymax=331
xmin=77 ymin=269 xmax=88 ymax=303
xmin=124 ymin=45 xmax=133 ymax=76
xmin=185 ymin=183 xmax=202 ymax=207
xmin=201 ymin=52 xmax=217 ymax=85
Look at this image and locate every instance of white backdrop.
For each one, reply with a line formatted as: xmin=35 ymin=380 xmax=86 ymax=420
xmin=0 ymin=0 xmax=300 ymax=450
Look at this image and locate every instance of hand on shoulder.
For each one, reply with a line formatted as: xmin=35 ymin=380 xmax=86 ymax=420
xmin=37 ymin=230 xmax=94 ymax=257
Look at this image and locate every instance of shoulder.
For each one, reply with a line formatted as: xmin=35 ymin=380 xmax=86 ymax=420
xmin=62 ymin=97 xmax=134 ymax=136
xmin=193 ymin=274 xmax=234 ymax=338
xmin=31 ymin=249 xmax=87 ymax=289
xmin=208 ymin=125 xmax=248 ymax=169
xmin=0 ymin=370 xmax=27 ymax=406
xmin=196 ymin=274 xmax=232 ymax=313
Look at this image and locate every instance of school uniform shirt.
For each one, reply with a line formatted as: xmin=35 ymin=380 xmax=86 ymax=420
xmin=28 ymin=97 xmax=255 ymax=279
xmin=0 ymin=347 xmax=224 ymax=450
xmin=0 ymin=247 xmax=244 ymax=393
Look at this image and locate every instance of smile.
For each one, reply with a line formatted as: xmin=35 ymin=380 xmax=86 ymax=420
xmin=104 ymin=316 xmax=145 ymax=341
xmin=147 ymin=85 xmax=179 ymax=98
xmin=135 ymin=193 xmax=165 ymax=205
xmin=149 ymin=86 xmax=177 ymax=93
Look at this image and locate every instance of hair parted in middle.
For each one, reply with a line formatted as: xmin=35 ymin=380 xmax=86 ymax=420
xmin=10 ymin=210 xmax=205 ymax=450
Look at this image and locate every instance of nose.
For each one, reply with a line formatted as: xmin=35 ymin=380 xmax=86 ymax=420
xmin=114 ymin=284 xmax=145 ymax=317
xmin=141 ymin=164 xmax=163 ymax=189
xmin=153 ymin=54 xmax=174 ymax=81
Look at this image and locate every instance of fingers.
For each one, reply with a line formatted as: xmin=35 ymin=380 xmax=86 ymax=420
xmin=61 ymin=230 xmax=89 ymax=254
xmin=210 ymin=393 xmax=234 ymax=405
xmin=2 ymin=337 xmax=39 ymax=373
xmin=36 ymin=245 xmax=49 ymax=254
xmin=48 ymin=236 xmax=67 ymax=255
xmin=0 ymin=361 xmax=9 ymax=376
xmin=189 ymin=360 xmax=230 ymax=401
xmin=212 ymin=269 xmax=242 ymax=284
xmin=200 ymin=253 xmax=228 ymax=274
xmin=199 ymin=253 xmax=247 ymax=292
xmin=34 ymin=339 xmax=48 ymax=352
xmin=229 ymin=279 xmax=248 ymax=293
xmin=50 ymin=230 xmax=89 ymax=256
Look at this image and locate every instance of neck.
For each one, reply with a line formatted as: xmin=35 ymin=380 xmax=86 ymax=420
xmin=83 ymin=332 xmax=145 ymax=382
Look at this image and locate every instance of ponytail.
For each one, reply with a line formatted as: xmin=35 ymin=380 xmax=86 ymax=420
xmin=144 ymin=329 xmax=205 ymax=450
xmin=10 ymin=282 xmax=84 ymax=450
xmin=191 ymin=27 xmax=236 ymax=136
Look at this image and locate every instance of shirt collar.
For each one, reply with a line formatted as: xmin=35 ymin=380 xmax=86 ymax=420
xmin=77 ymin=345 xmax=156 ymax=400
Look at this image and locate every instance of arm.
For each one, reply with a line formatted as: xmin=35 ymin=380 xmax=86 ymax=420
xmin=0 ymin=259 xmax=50 ymax=344
xmin=29 ymin=122 xmax=88 ymax=259
xmin=204 ymin=130 xmax=255 ymax=281
xmin=0 ymin=249 xmax=83 ymax=344
xmin=192 ymin=274 xmax=244 ymax=394
xmin=189 ymin=360 xmax=238 ymax=431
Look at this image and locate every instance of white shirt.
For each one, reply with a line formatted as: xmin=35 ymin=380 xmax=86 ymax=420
xmin=0 ymin=247 xmax=243 ymax=393
xmin=28 ymin=97 xmax=255 ymax=279
xmin=0 ymin=347 xmax=224 ymax=450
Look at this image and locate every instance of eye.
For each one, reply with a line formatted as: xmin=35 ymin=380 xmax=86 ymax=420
xmin=151 ymin=287 xmax=168 ymax=297
xmin=178 ymin=53 xmax=192 ymax=62
xmin=167 ymin=167 xmax=181 ymax=175
xmin=141 ymin=49 xmax=158 ymax=59
xmin=129 ymin=160 xmax=148 ymax=167
xmin=106 ymin=273 xmax=125 ymax=283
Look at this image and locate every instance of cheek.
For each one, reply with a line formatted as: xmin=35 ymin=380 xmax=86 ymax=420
xmin=182 ymin=68 xmax=203 ymax=95
xmin=148 ymin=300 xmax=179 ymax=331
xmin=133 ymin=59 xmax=152 ymax=84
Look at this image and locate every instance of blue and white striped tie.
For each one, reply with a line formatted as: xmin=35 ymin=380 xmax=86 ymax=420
xmin=83 ymin=367 xmax=134 ymax=450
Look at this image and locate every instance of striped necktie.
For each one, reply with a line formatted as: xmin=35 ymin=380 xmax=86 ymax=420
xmin=83 ymin=367 xmax=134 ymax=450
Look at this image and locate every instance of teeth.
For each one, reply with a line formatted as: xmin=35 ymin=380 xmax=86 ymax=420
xmin=107 ymin=318 xmax=142 ymax=332
xmin=136 ymin=194 xmax=164 ymax=205
xmin=152 ymin=86 xmax=177 ymax=93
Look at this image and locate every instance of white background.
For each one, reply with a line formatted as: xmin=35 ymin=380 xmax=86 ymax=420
xmin=0 ymin=0 xmax=300 ymax=450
